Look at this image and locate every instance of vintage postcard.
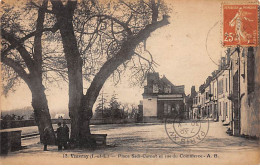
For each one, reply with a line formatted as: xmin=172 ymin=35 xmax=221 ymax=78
xmin=0 ymin=0 xmax=259 ymax=165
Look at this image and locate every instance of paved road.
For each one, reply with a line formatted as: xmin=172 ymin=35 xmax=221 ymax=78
xmin=1 ymin=121 xmax=259 ymax=164
xmin=13 ymin=121 xmax=260 ymax=151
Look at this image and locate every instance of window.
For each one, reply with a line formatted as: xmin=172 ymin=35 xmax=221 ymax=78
xmin=247 ymin=47 xmax=255 ymax=94
xmin=223 ymin=102 xmax=225 ymax=118
xmin=164 ymin=85 xmax=171 ymax=93
xmin=219 ymin=102 xmax=222 ymax=116
xmin=218 ymin=79 xmax=224 ymax=94
xmin=153 ymin=84 xmax=159 ymax=93
xmin=226 ymin=78 xmax=228 ymax=92
xmin=164 ymin=103 xmax=168 ymax=114
xmin=168 ymin=104 xmax=171 ymax=114
xmin=225 ymin=102 xmax=228 ymax=117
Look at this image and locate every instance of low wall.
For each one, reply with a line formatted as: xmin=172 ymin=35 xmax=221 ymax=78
xmin=0 ymin=130 xmax=22 ymax=155
xmin=90 ymin=118 xmax=135 ymax=125
xmin=0 ymin=118 xmax=136 ymax=129
xmin=0 ymin=120 xmax=36 ymax=129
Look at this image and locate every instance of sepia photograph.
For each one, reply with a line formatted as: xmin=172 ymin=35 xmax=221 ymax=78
xmin=0 ymin=0 xmax=259 ymax=165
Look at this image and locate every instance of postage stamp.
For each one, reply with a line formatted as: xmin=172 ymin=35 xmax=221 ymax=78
xmin=165 ymin=114 xmax=210 ymax=146
xmin=222 ymin=4 xmax=258 ymax=47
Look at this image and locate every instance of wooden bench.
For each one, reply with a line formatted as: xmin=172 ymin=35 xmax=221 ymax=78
xmin=90 ymin=134 xmax=107 ymax=146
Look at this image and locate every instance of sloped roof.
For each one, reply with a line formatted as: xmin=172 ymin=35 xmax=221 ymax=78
xmin=160 ymin=75 xmax=174 ymax=87
xmin=172 ymin=85 xmax=185 ymax=94
xmin=160 ymin=76 xmax=185 ymax=94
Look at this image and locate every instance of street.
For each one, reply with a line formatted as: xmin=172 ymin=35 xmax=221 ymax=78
xmin=1 ymin=121 xmax=259 ymax=164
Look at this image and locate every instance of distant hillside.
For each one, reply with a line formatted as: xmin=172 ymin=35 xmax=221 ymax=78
xmin=1 ymin=106 xmax=70 ymax=119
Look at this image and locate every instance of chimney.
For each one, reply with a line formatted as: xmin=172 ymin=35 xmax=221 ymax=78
xmin=221 ymin=57 xmax=226 ymax=69
xmin=226 ymin=48 xmax=231 ymax=64
xmin=191 ymin=86 xmax=196 ymax=97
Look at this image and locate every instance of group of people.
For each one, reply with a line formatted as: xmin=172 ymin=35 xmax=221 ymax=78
xmin=43 ymin=122 xmax=70 ymax=151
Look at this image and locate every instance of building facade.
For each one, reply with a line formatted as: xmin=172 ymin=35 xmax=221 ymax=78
xmin=185 ymin=86 xmax=196 ymax=119
xmin=192 ymin=91 xmax=201 ymax=119
xmin=192 ymin=47 xmax=259 ymax=138
xmin=142 ymin=73 xmax=186 ymax=121
xmin=229 ymin=47 xmax=259 ymax=137
xmin=210 ymin=74 xmax=218 ymax=121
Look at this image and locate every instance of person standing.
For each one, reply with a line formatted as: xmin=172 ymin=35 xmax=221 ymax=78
xmin=56 ymin=122 xmax=63 ymax=151
xmin=62 ymin=122 xmax=69 ymax=149
xmin=43 ymin=127 xmax=50 ymax=151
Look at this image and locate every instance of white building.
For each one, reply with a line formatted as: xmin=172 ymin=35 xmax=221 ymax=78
xmin=142 ymin=73 xmax=186 ymax=121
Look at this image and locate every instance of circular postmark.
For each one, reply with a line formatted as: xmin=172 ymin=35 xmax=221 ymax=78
xmin=165 ymin=114 xmax=209 ymax=146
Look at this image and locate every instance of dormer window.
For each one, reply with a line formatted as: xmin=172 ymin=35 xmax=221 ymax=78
xmin=153 ymin=84 xmax=159 ymax=93
xmin=164 ymin=85 xmax=171 ymax=93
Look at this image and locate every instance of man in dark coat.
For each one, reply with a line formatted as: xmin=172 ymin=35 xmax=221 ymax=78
xmin=43 ymin=127 xmax=50 ymax=151
xmin=62 ymin=122 xmax=69 ymax=149
xmin=56 ymin=122 xmax=63 ymax=150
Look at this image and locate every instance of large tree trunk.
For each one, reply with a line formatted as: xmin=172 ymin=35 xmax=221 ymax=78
xmin=30 ymin=0 xmax=56 ymax=144
xmin=60 ymin=24 xmax=83 ymax=144
xmin=28 ymin=75 xmax=56 ymax=144
xmin=51 ymin=1 xmax=84 ymax=144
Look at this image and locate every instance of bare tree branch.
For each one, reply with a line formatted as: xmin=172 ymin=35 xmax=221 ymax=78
xmin=1 ymin=24 xmax=59 ymax=57
xmin=1 ymin=56 xmax=30 ymax=83
xmin=92 ymin=14 xmax=133 ymax=35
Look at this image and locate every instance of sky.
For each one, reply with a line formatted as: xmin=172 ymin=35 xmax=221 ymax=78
xmin=1 ymin=0 xmax=227 ymax=113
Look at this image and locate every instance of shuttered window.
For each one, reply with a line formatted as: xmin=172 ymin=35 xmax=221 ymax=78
xmin=247 ymin=47 xmax=255 ymax=94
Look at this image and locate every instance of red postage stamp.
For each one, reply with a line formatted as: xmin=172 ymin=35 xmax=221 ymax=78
xmin=223 ymin=4 xmax=258 ymax=47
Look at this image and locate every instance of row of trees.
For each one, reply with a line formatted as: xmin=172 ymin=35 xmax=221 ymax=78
xmin=1 ymin=114 xmax=25 ymax=121
xmin=1 ymin=0 xmax=170 ymax=147
xmin=94 ymin=93 xmax=138 ymax=120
